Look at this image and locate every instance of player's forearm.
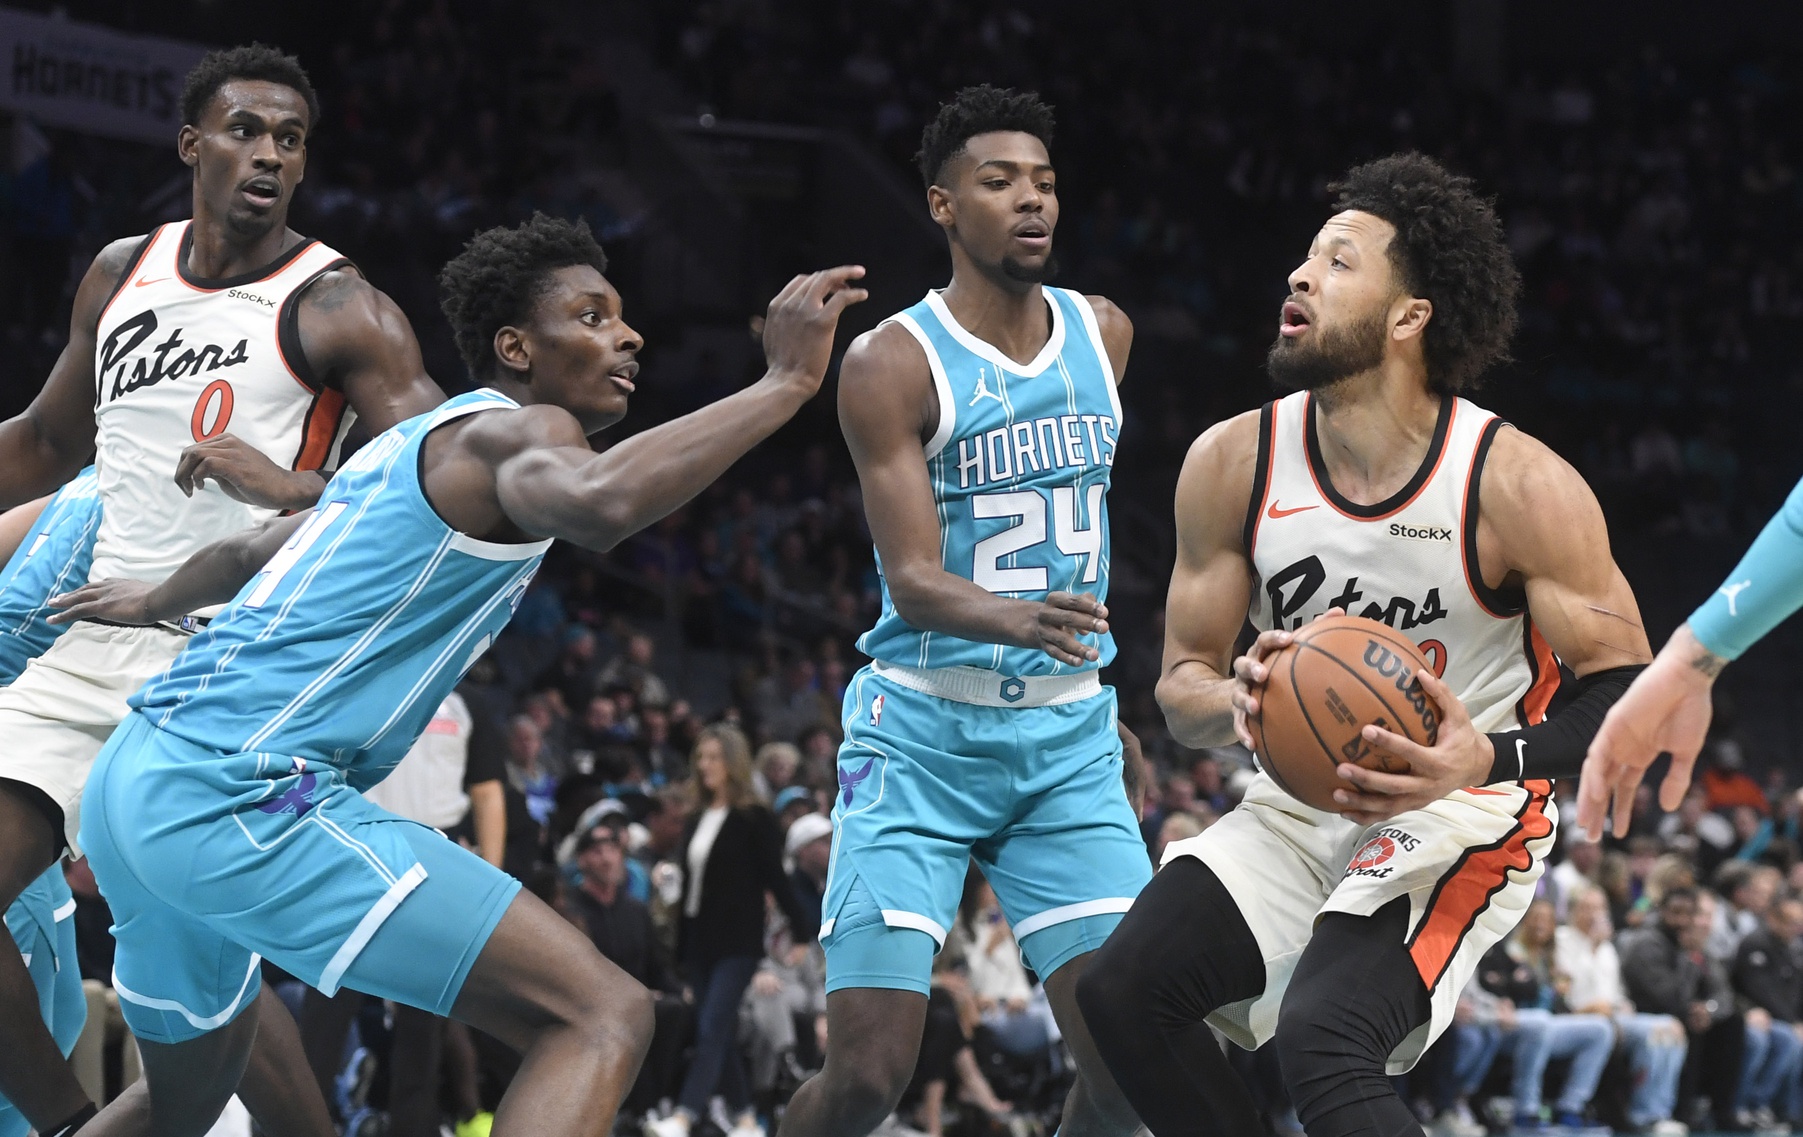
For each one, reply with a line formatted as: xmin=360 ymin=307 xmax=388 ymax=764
xmin=468 ymin=781 xmax=506 ymax=868
xmin=0 ymin=410 xmax=89 ymax=509
xmin=509 ymin=373 xmax=812 ymax=551
xmin=137 ymin=532 xmax=271 ymax=620
xmin=1688 ymin=475 xmax=1803 ymax=662
xmin=1156 ymin=662 xmax=1237 ymax=748
xmin=271 ymin=469 xmax=327 ymax=512
xmin=884 ymin=566 xmax=1045 ymax=652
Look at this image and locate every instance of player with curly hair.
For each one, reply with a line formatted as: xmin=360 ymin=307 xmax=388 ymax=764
xmin=1077 ymin=153 xmax=1654 ymax=1137
xmin=48 ymin=214 xmax=865 ymax=1136
xmin=0 ymin=42 xmax=449 ymax=1137
xmin=768 ymin=85 xmax=1149 ymax=1137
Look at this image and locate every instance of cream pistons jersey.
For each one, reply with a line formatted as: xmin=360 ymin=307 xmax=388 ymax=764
xmin=1243 ymin=391 xmax=1557 ymax=734
xmin=90 ymin=221 xmax=356 ymax=588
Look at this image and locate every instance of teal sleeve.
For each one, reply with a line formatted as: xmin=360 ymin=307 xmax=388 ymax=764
xmin=1688 ymin=476 xmax=1803 ymax=661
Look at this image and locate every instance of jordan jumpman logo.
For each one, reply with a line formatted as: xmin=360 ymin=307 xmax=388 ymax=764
xmin=969 ymin=366 xmax=1003 ymax=406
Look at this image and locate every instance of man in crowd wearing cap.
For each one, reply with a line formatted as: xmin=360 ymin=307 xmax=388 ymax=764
xmin=564 ymin=813 xmax=690 ymax=1119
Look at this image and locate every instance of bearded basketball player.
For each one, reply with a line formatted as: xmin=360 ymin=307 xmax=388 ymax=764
xmin=1077 ymin=154 xmax=1652 ymax=1137
xmin=0 ymin=46 xmax=444 ymax=1136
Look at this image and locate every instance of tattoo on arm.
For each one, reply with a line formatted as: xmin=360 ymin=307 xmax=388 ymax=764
xmin=1690 ymin=647 xmax=1728 ymax=679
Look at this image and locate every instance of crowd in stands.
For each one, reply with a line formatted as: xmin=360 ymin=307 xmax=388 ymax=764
xmin=13 ymin=2 xmax=1803 ymax=1135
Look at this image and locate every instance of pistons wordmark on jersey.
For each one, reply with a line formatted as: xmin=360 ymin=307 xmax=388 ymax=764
xmin=1244 ymin=392 xmax=1558 ymax=734
xmin=91 ymin=221 xmax=358 ymax=588
xmin=857 ymin=288 xmax=1121 ymax=677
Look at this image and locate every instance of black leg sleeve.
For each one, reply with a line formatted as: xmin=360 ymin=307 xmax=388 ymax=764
xmin=1075 ymin=856 xmax=1268 ymax=1137
xmin=1276 ymin=899 xmax=1432 ymax=1137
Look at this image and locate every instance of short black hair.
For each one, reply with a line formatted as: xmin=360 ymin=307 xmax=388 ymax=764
xmin=438 ymin=212 xmax=610 ymax=382
xmin=1327 ymin=153 xmax=1520 ymax=394
xmin=181 ymin=44 xmax=320 ymax=130
xmin=915 ymin=84 xmax=1055 ymax=188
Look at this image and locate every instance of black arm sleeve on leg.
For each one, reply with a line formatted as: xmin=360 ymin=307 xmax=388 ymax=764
xmin=1075 ymin=856 xmax=1269 ymax=1137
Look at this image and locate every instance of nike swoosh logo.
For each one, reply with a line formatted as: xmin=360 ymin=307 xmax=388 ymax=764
xmin=133 ymin=276 xmax=169 ymax=287
xmin=1267 ymin=501 xmax=1318 ymax=519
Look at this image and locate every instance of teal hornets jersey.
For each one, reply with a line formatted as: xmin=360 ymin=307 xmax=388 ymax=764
xmin=857 ymin=288 xmax=1121 ymax=675
xmin=0 ymin=467 xmax=100 ymax=684
xmin=132 ymin=392 xmax=550 ymax=784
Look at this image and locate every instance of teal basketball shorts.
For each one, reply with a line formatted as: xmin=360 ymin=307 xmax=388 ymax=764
xmin=821 ymin=663 xmax=1152 ymax=995
xmin=80 ymin=712 xmax=520 ymax=1044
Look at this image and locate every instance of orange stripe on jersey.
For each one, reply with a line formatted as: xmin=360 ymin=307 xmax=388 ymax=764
xmin=293 ymin=388 xmax=347 ymax=472
xmin=1522 ymin=623 xmax=1558 ymax=725
xmin=1407 ymin=781 xmax=1553 ymax=990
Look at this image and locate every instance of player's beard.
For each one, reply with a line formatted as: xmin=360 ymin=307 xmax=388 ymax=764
xmin=1266 ymin=306 xmax=1389 ymax=392
xmin=1001 ymin=250 xmax=1059 ymax=284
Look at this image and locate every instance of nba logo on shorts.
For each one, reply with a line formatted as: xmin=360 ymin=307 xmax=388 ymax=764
xmin=870 ymin=693 xmax=885 ymax=726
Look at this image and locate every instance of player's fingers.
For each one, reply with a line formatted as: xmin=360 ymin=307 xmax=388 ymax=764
xmin=1574 ymin=757 xmax=1613 ymax=838
xmin=1361 ymin=723 xmax=1432 ymax=767
xmin=1658 ymin=745 xmax=1701 ymax=813
xmin=1049 ymin=591 xmax=1108 ymax=619
xmin=1248 ymin=628 xmax=1292 ymax=663
xmin=812 ymin=265 xmax=866 ymax=302
xmin=1610 ymin=764 xmax=1651 ymax=840
xmin=821 ymin=286 xmax=871 ymax=318
xmin=768 ymin=274 xmax=809 ymax=313
xmin=1232 ymin=653 xmax=1271 ymax=685
xmin=1047 ymin=607 xmax=1109 ymax=636
xmin=1334 ymin=762 xmax=1418 ymax=797
xmin=1415 ymin=668 xmax=1464 ymax=723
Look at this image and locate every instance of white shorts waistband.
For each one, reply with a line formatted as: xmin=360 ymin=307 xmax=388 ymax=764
xmin=870 ymin=661 xmax=1103 ymax=708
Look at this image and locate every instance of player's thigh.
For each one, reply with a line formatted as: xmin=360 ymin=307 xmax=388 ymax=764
xmin=824 ymin=676 xmax=1004 ymax=974
xmin=446 ymin=888 xmax=652 ymax=1056
xmin=1318 ymin=784 xmax=1556 ymax=1071
xmin=976 ymin=695 xmax=1152 ymax=981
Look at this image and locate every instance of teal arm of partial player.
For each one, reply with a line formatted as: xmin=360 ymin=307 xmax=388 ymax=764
xmin=1688 ymin=475 xmax=1803 ymax=661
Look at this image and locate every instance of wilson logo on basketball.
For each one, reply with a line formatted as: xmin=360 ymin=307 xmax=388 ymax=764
xmin=1361 ymin=640 xmax=1440 ymax=739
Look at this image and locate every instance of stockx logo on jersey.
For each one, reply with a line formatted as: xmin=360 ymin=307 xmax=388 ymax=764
xmin=1264 ymin=555 xmax=1449 ymax=632
xmin=96 ymin=309 xmax=250 ymax=405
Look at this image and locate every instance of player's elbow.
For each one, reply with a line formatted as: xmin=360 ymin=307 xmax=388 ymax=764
xmin=882 ymin=564 xmax=942 ymax=627
xmin=1156 ymin=671 xmax=1231 ymax=750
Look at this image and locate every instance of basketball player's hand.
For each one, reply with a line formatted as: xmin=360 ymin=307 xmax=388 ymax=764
xmin=1229 ymin=627 xmax=1293 ymax=749
xmin=1032 ymin=591 xmax=1109 ymax=666
xmin=1578 ymin=623 xmax=1720 ymax=841
xmin=47 ymin=578 xmax=158 ymax=626
xmin=1230 ymin=609 xmax=1343 ymax=749
xmin=759 ymin=266 xmax=869 ymax=393
xmin=175 ymin=434 xmax=325 ymax=512
xmin=1331 ymin=670 xmax=1492 ymax=824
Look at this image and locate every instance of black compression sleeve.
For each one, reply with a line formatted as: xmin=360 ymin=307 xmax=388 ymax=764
xmin=1484 ymin=663 xmax=1644 ymax=783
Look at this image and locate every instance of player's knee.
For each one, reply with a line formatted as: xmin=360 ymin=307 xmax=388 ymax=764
xmin=1274 ymin=985 xmax=1389 ymax=1121
xmin=1074 ymin=952 xmax=1140 ymax=1039
xmin=824 ymin=1055 xmax=912 ymax=1124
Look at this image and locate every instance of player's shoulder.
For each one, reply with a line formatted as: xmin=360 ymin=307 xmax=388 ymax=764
xmin=841 ymin=318 xmax=928 ymax=381
xmin=1478 ymin=421 xmax=1602 ymax=530
xmin=456 ymin=399 xmax=589 ymax=462
xmin=1080 ymin=293 xmax=1132 ymax=338
xmin=1173 ymin=408 xmax=1265 ymax=535
xmin=81 ymin=233 xmax=154 ymax=297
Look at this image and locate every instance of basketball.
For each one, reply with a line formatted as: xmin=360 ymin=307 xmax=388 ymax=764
xmin=1247 ymin=614 xmax=1443 ymax=813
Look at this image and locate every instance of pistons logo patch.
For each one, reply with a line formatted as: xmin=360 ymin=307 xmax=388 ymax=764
xmin=1349 ymin=835 xmax=1397 ymax=871
xmin=870 ymin=693 xmax=885 ymax=726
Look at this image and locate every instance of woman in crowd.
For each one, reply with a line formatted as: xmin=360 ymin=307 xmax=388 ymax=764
xmin=1479 ymin=899 xmax=1616 ymax=1130
xmin=649 ymin=726 xmax=816 ymax=1137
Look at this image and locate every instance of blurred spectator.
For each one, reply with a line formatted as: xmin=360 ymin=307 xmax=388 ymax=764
xmin=1556 ymin=885 xmax=1688 ymax=1132
xmin=651 ymin=726 xmax=814 ymax=1137
xmin=1701 ymin=739 xmax=1770 ymax=817
xmin=1621 ymin=888 xmax=1745 ymax=1130
xmin=1731 ymin=894 xmax=1803 ymax=1128
xmin=1710 ymin=863 xmax=1781 ymax=962
xmin=1431 ymin=979 xmax=1510 ymax=1137
xmin=1478 ymin=900 xmax=1614 ymax=1129
xmin=742 ymin=813 xmax=833 ymax=1105
xmin=562 ymin=820 xmax=689 ymax=1118
xmin=598 ymin=631 xmax=671 ymax=709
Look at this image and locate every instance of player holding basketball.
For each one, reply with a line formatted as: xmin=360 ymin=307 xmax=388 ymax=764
xmin=1580 ymin=475 xmax=1803 ymax=837
xmin=48 ymin=216 xmax=866 ymax=1137
xmin=0 ymin=45 xmax=444 ymax=1136
xmin=774 ymin=86 xmax=1146 ymax=1137
xmin=1078 ymin=154 xmax=1652 ymax=1137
